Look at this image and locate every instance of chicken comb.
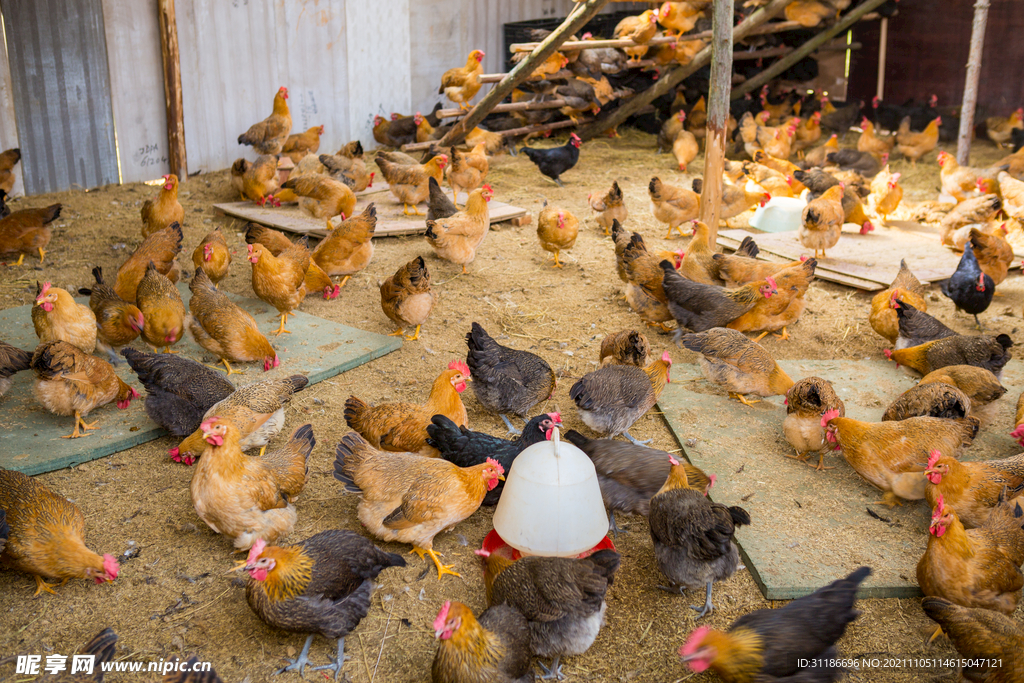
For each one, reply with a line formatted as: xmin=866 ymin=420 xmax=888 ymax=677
xmin=474 ymin=548 xmax=490 ymax=558
xmin=927 ymin=450 xmax=942 ymax=469
xmin=708 ymin=473 xmax=717 ymax=490
xmin=247 ymin=538 xmax=267 ymax=565
xmin=485 ymin=457 xmax=505 ymax=475
xmin=433 ymin=601 xmax=452 ymax=632
xmin=547 ymin=412 xmax=562 ymax=423
xmin=933 ymin=495 xmax=945 ymax=518
xmin=36 ymin=282 xmax=51 ymax=300
xmin=482 ymin=184 xmax=493 ymax=194
xmin=661 ymin=351 xmax=672 ymax=364
xmin=102 ymin=554 xmax=120 ymax=581
xmin=820 ymin=409 xmax=840 ymax=427
xmin=765 ymin=276 xmax=777 ymax=290
xmin=668 ymin=455 xmax=679 ymax=466
xmin=200 ymin=416 xmax=220 ymax=433
xmin=680 ymin=626 xmax=712 ymax=657
xmin=448 ymin=360 xmax=470 ymax=376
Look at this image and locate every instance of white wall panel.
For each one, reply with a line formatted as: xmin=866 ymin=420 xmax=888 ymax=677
xmin=345 ymin=0 xmax=410 ymax=145
xmin=102 ymin=0 xmax=167 ymax=184
xmin=0 ymin=10 xmax=23 ymax=196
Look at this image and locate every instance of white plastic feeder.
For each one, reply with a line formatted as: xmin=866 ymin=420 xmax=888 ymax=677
xmin=492 ymin=426 xmax=609 ymax=557
xmin=749 ymin=195 xmax=807 ymax=233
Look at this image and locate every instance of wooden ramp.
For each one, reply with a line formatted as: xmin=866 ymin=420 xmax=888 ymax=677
xmin=0 ymin=284 xmax=401 ymax=475
xmin=214 ymin=190 xmax=527 ymax=239
xmin=659 ymin=359 xmax=1024 ymax=600
xmin=718 ymin=222 xmax=1024 ymax=291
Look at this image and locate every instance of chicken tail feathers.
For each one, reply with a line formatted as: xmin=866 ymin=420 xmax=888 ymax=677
xmin=343 ymin=396 xmax=370 ymax=433
xmin=426 ymin=414 xmax=464 ymax=456
xmin=585 ymin=549 xmax=621 ymax=585
xmin=728 ymin=506 xmax=751 ymax=527
xmin=736 ymin=236 xmax=759 ymax=259
xmin=332 ymin=432 xmax=370 ymax=493
xmin=563 ymin=429 xmax=590 ymax=450
xmin=80 ymin=628 xmax=118 ymax=670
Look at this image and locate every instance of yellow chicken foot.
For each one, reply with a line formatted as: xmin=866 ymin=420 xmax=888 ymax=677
xmin=753 ymin=331 xmax=770 ymax=342
xmin=33 ymin=574 xmax=58 ymax=597
xmin=258 ymin=446 xmax=266 ymax=457
xmin=38 ymin=247 xmax=46 ymax=264
xmin=871 ymin=492 xmax=903 ymax=508
xmin=408 ymin=204 xmax=425 ymax=216
xmin=645 ymin=321 xmax=674 ymax=333
xmin=773 ymin=327 xmax=790 ymax=340
xmin=388 ymin=328 xmax=406 ymax=337
xmin=552 ymin=251 xmax=563 ymax=268
xmin=813 ymin=453 xmax=834 ymax=471
xmin=404 ymin=325 xmax=422 ymax=341
xmin=13 ymin=253 xmax=24 ymax=266
xmin=161 ymin=346 xmax=179 ymax=354
xmin=217 ymin=359 xmax=244 ymax=376
xmin=664 ymin=226 xmax=678 ymax=240
xmin=461 ymin=264 xmax=467 ymax=274
xmin=338 ymin=275 xmax=351 ymax=288
xmin=62 ymin=412 xmax=98 ymax=439
xmin=728 ymin=392 xmax=761 ymax=406
xmin=272 ymin=313 xmax=292 ymax=335
xmin=926 ymin=625 xmax=944 ymax=645
xmin=412 ymin=546 xmax=461 ymax=579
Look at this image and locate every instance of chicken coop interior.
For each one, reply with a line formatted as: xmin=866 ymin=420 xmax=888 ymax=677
xmin=4 ymin=0 xmax=1024 ymax=682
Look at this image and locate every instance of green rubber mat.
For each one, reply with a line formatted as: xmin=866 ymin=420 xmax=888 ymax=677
xmin=0 ymin=283 xmax=400 ymax=474
xmin=658 ymin=359 xmax=1024 ymax=600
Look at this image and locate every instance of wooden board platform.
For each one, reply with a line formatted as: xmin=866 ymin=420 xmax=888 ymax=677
xmin=658 ymin=359 xmax=1024 ymax=600
xmin=214 ymin=190 xmax=527 ymax=239
xmin=0 ymin=284 xmax=401 ymax=476
xmin=718 ymin=222 xmax=1024 ymax=291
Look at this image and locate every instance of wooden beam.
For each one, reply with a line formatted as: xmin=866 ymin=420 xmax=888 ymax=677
xmin=436 ymin=0 xmax=611 ymax=148
xmin=401 ymin=117 xmax=593 ymax=152
xmin=436 ymin=100 xmax=570 ymax=120
xmin=731 ymin=0 xmax=889 ymax=99
xmin=699 ymin=0 xmax=735 ymax=245
xmin=875 ymin=17 xmax=888 ymax=101
xmin=578 ymin=0 xmax=791 ymax=140
xmin=157 ymin=0 xmax=187 ymax=179
xmin=957 ymin=0 xmax=990 ymax=166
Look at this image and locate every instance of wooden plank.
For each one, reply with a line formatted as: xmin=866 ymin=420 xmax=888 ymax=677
xmin=213 ymin=192 xmax=527 ymax=239
xmin=101 ymin=0 xmax=168 ymax=184
xmin=0 ymin=284 xmax=402 ymax=476
xmin=158 ymin=0 xmax=187 ymax=179
xmin=718 ymin=224 xmax=1024 ymax=291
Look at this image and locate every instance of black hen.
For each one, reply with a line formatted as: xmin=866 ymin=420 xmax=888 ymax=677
xmin=427 ymin=412 xmax=561 ymax=505
xmin=427 ymin=176 xmax=458 ymax=221
xmin=825 ymin=149 xmax=882 ymax=176
xmin=465 ymin=322 xmax=556 ymax=434
xmin=238 ymin=530 xmax=406 ymax=677
xmin=894 ymin=297 xmax=957 ymax=349
xmin=521 ymin=133 xmax=581 ymax=186
xmin=681 ymin=566 xmax=871 ymax=681
xmin=0 ymin=340 xmax=31 ymax=398
xmin=941 ymin=240 xmax=994 ymax=329
xmin=0 ymin=508 xmax=8 ymax=556
xmin=660 ymin=260 xmax=770 ymax=334
xmin=121 ymin=348 xmax=235 ymax=436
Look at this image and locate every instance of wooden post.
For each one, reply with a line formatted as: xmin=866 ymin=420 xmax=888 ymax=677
xmin=157 ymin=0 xmax=187 ymax=179
xmin=436 ymin=0 xmax=610 ymax=148
xmin=732 ymin=0 xmax=888 ymax=100
xmin=578 ymin=0 xmax=791 ymax=141
xmin=699 ymin=0 xmax=735 ymax=245
xmin=957 ymin=0 xmax=990 ymax=166
xmin=875 ymin=17 xmax=888 ymax=101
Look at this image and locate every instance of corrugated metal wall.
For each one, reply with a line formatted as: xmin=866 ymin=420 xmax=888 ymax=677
xmin=2 ymin=0 xmax=119 ymax=195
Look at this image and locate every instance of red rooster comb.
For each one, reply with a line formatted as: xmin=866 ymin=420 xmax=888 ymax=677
xmin=433 ymin=601 xmax=451 ymax=631
xmin=933 ymin=494 xmax=945 ymax=518
xmin=766 ymin=275 xmax=777 ymax=289
xmin=448 ymin=360 xmax=470 ymax=376
xmin=668 ymin=455 xmax=679 ymax=466
xmin=680 ymin=626 xmax=712 ymax=658
xmin=102 ymin=554 xmax=120 ymax=581
xmin=548 ymin=412 xmax=562 ymax=423
xmin=485 ymin=457 xmax=504 ymax=475
xmin=200 ymin=416 xmax=220 ymax=433
xmin=36 ymin=282 xmax=52 ymax=300
xmin=247 ymin=538 xmax=267 ymax=564
xmin=661 ymin=351 xmax=672 ymax=364
xmin=820 ymin=409 xmax=840 ymax=427
xmin=927 ymin=450 xmax=941 ymax=469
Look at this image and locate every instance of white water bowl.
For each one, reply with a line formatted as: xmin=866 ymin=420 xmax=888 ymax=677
xmin=749 ymin=195 xmax=807 ymax=233
xmin=492 ymin=427 xmax=609 ymax=558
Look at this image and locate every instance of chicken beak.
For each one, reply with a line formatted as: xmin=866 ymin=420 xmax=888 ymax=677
xmin=227 ymin=560 xmax=249 ymax=574
xmin=496 ymin=474 xmax=505 ymax=481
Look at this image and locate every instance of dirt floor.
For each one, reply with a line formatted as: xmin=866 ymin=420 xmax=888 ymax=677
xmin=0 ymin=129 xmax=1020 ymax=683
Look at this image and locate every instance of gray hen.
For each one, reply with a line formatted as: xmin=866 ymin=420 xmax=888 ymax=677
xmin=659 ymin=260 xmax=775 ymax=334
xmin=568 ymin=353 xmax=671 ymax=445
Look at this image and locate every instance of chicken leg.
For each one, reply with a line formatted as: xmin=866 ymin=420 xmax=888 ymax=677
xmin=276 ymin=634 xmax=316 ymax=677
xmin=404 ymin=325 xmax=422 ymax=342
xmin=608 ymin=511 xmax=627 ymax=536
xmin=728 ymin=392 xmax=761 ymax=406
xmin=551 ymin=250 xmax=563 ymax=268
xmin=538 ymin=655 xmax=563 ymax=680
xmin=403 ymin=203 xmax=425 ymax=216
xmin=13 ymin=253 xmax=24 ymax=266
xmin=871 ymin=491 xmax=904 ymax=508
xmin=33 ymin=574 xmax=58 ymax=597
xmin=62 ymin=412 xmax=99 ymax=439
xmin=38 ymin=247 xmax=45 ymax=264
xmin=217 ymin=359 xmax=244 ymax=376
xmin=623 ymin=430 xmax=653 ymax=445
xmin=412 ymin=546 xmax=461 ymax=579
xmin=273 ymin=312 xmax=293 ymax=335
xmin=499 ymin=414 xmax=522 ymax=437
xmin=311 ymin=637 xmax=349 ymax=681
xmin=690 ymin=580 xmax=715 ymax=618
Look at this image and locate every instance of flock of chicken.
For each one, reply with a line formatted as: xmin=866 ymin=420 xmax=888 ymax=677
xmin=5 ymin=14 xmax=1024 ymax=683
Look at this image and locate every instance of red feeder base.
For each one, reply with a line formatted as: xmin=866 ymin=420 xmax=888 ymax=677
xmin=482 ymin=529 xmax=616 ymax=561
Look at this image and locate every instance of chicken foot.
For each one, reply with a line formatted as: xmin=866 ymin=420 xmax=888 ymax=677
xmin=664 ymin=224 xmax=688 ymax=240
xmin=785 ymin=450 xmax=834 ymax=471
xmin=62 ymin=412 xmax=99 ymax=439
xmin=273 ymin=312 xmax=293 ymax=336
xmin=275 ymin=634 xmax=316 ymax=677
xmin=402 ymin=203 xmax=425 ymax=216
xmin=550 ymin=250 xmax=564 ymax=268
xmin=623 ymin=430 xmax=653 ymax=446
xmin=310 ymin=637 xmax=349 ymax=681
xmin=608 ymin=511 xmax=627 ymax=536
xmin=213 ymin=359 xmax=244 ymax=376
xmin=33 ymin=574 xmax=59 ymax=597
xmin=538 ymin=655 xmax=564 ymax=680
xmin=412 ymin=545 xmax=461 ymax=579
xmin=870 ymin=491 xmax=904 ymax=508
xmin=728 ymin=392 xmax=761 ymax=406
xmin=499 ymin=414 xmax=523 ymax=437
xmin=690 ymin=580 xmax=716 ymax=618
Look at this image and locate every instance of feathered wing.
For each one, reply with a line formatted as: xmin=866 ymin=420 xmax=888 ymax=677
xmin=649 ymin=489 xmax=748 ymax=561
xmin=257 ymin=423 xmax=314 ymax=499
